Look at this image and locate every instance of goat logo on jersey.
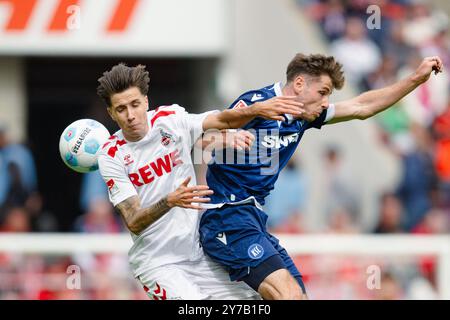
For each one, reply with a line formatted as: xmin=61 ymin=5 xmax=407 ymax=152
xmin=160 ymin=130 xmax=174 ymax=146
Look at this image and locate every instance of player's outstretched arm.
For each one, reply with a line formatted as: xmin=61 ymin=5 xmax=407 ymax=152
xmin=328 ymin=56 xmax=444 ymax=124
xmin=198 ymin=129 xmax=255 ymax=152
xmin=202 ymin=96 xmax=304 ymax=130
xmin=116 ymin=177 xmax=213 ymax=235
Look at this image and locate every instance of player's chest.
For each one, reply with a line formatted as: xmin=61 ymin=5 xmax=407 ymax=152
xmin=120 ymin=129 xmax=188 ymax=188
xmin=256 ymin=120 xmax=305 ymax=150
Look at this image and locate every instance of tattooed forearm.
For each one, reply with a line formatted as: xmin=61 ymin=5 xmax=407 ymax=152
xmin=116 ymin=195 xmax=171 ymax=235
xmin=134 ymin=197 xmax=171 ymax=232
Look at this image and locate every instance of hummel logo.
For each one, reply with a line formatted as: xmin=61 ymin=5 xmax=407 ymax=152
xmin=216 ymin=232 xmax=227 ymax=245
xmin=124 ymin=154 xmax=134 ymax=166
xmin=251 ymin=93 xmax=264 ymax=102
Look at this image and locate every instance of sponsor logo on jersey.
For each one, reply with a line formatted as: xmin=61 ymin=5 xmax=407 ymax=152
xmin=232 ymin=100 xmax=247 ymax=109
xmin=128 ymin=149 xmax=183 ymax=187
xmin=160 ymin=129 xmax=174 ymax=146
xmin=261 ymin=132 xmax=300 ymax=149
xmin=248 ymin=243 xmax=264 ymax=259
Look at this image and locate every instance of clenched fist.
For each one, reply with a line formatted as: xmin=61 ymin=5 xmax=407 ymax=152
xmin=413 ymin=56 xmax=444 ymax=84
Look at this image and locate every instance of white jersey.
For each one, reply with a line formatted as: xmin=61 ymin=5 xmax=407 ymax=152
xmin=98 ymin=104 xmax=216 ymax=278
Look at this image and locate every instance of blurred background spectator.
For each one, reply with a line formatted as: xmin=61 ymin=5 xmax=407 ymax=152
xmin=395 ymin=123 xmax=438 ymax=230
xmin=320 ymin=145 xmax=362 ymax=228
xmin=264 ymin=158 xmax=308 ymax=233
xmin=74 ymin=198 xmax=123 ymax=234
xmin=330 ymin=16 xmax=382 ymax=88
xmin=373 ymin=193 xmax=405 ymax=233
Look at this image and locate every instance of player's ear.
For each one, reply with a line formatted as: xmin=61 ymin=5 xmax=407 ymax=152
xmin=293 ymin=75 xmax=305 ymax=94
xmin=107 ymin=106 xmax=116 ymax=121
xmin=145 ymin=96 xmax=149 ymax=110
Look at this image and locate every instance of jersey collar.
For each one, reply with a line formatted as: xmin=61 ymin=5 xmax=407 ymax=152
xmin=273 ymin=81 xmax=296 ymax=126
xmin=274 ymin=82 xmax=283 ymax=97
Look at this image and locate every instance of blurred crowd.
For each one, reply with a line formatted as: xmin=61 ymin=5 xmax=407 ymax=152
xmin=0 ymin=253 xmax=147 ymax=300
xmin=1 ymin=0 xmax=450 ymax=300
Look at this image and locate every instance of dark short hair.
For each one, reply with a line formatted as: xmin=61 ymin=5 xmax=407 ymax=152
xmin=97 ymin=63 xmax=150 ymax=107
xmin=286 ymin=53 xmax=345 ymax=90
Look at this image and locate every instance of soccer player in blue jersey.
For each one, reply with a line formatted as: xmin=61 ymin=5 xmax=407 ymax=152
xmin=199 ymin=53 xmax=443 ymax=300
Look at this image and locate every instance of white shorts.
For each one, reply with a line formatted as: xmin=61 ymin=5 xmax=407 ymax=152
xmin=137 ymin=255 xmax=261 ymax=300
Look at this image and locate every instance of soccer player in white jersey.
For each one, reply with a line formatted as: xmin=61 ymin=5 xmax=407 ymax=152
xmin=95 ymin=63 xmax=305 ymax=300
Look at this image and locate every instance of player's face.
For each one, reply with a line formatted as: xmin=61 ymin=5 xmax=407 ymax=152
xmin=108 ymin=86 xmax=149 ymax=142
xmin=294 ymin=74 xmax=333 ymax=122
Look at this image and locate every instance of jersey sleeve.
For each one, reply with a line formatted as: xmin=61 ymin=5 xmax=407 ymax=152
xmin=306 ymin=103 xmax=336 ymax=129
xmin=98 ymin=152 xmax=137 ymax=207
xmin=185 ymin=110 xmax=219 ymax=147
xmin=169 ymin=104 xmax=218 ymax=148
xmin=228 ymin=93 xmax=262 ymax=130
xmin=325 ymin=103 xmax=336 ymax=122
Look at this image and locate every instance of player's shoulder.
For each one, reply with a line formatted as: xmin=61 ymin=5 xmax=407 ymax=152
xmin=99 ymin=132 xmax=127 ymax=161
xmin=152 ymin=104 xmax=186 ymax=114
xmin=148 ymin=104 xmax=187 ymax=128
xmin=229 ymin=82 xmax=280 ymax=109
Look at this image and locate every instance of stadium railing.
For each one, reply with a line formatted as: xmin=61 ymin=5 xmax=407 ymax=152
xmin=0 ymin=234 xmax=449 ymax=299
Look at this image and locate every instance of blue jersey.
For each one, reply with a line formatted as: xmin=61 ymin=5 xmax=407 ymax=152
xmin=206 ymin=82 xmax=331 ymax=206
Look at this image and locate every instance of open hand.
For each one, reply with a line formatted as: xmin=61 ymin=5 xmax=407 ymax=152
xmin=226 ymin=129 xmax=255 ymax=151
xmin=167 ymin=177 xmax=213 ymax=210
xmin=253 ymin=96 xmax=304 ymax=121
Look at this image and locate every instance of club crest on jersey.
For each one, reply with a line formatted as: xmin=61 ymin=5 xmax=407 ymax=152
xmin=124 ymin=154 xmax=134 ymax=166
xmin=160 ymin=130 xmax=174 ymax=146
xmin=248 ymin=243 xmax=264 ymax=259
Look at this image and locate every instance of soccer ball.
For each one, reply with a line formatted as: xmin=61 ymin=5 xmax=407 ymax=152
xmin=59 ymin=119 xmax=110 ymax=173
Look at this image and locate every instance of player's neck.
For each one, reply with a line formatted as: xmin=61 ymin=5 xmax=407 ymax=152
xmin=123 ymin=125 xmax=149 ymax=142
xmin=281 ymin=84 xmax=296 ymax=97
xmin=281 ymin=83 xmax=307 ymax=121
